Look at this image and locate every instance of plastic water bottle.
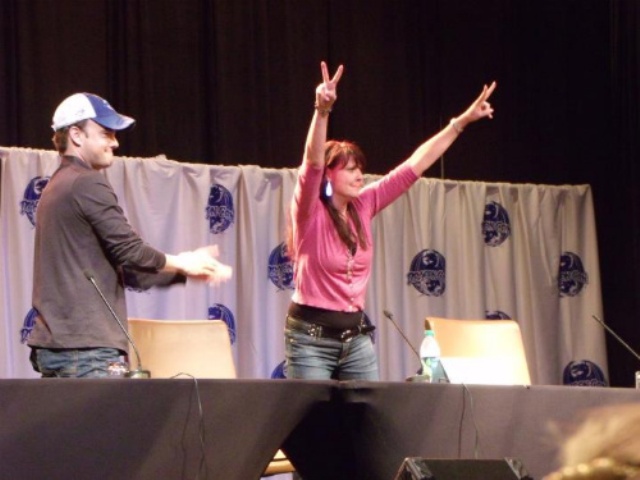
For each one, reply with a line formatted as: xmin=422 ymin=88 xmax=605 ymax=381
xmin=419 ymin=329 xmax=441 ymax=382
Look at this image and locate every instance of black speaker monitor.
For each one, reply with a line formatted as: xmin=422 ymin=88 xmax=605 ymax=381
xmin=394 ymin=458 xmax=533 ymax=480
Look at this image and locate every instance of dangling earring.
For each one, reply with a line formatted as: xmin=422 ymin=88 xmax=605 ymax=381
xmin=324 ymin=179 xmax=333 ymax=198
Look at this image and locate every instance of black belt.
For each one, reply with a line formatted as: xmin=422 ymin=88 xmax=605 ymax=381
xmin=286 ymin=316 xmax=375 ymax=342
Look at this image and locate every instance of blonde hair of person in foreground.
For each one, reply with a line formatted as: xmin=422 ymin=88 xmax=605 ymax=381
xmin=544 ymin=403 xmax=640 ymax=480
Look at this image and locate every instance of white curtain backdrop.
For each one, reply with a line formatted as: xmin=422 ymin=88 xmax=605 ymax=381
xmin=0 ymin=147 xmax=607 ymax=384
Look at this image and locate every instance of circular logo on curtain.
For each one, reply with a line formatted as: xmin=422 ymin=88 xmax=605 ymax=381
xmin=485 ymin=310 xmax=512 ymax=320
xmin=205 ymin=184 xmax=234 ymax=234
xmin=208 ymin=303 xmax=236 ymax=344
xmin=20 ymin=176 xmax=50 ymax=226
xmin=558 ymin=251 xmax=589 ymax=297
xmin=268 ymin=242 xmax=294 ymax=290
xmin=482 ymin=201 xmax=511 ymax=247
xmin=270 ymin=360 xmax=287 ymax=379
xmin=562 ymin=360 xmax=607 ymax=387
xmin=407 ymin=249 xmax=446 ymax=296
xmin=20 ymin=308 xmax=38 ymax=343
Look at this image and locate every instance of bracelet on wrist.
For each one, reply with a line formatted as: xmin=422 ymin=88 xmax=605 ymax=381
xmin=449 ymin=117 xmax=464 ymax=134
xmin=314 ymin=102 xmax=332 ymax=117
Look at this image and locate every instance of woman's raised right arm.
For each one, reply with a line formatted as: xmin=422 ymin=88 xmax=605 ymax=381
xmin=303 ymin=61 xmax=343 ymax=169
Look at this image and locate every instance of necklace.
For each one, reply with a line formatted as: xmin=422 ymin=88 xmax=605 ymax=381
xmin=346 ymin=247 xmax=356 ymax=312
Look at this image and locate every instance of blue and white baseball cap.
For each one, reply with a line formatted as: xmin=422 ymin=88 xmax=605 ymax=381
xmin=51 ymin=93 xmax=135 ymax=131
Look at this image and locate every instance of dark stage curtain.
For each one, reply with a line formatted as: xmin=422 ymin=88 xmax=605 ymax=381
xmin=1 ymin=0 xmax=639 ymax=386
xmin=606 ymin=0 xmax=640 ymax=387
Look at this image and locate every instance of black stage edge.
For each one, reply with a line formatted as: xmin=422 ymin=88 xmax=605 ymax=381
xmin=1 ymin=379 xmax=639 ymax=480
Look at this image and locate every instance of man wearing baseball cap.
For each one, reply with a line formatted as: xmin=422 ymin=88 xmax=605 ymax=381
xmin=51 ymin=92 xmax=136 ymax=132
xmin=28 ymin=93 xmax=232 ymax=378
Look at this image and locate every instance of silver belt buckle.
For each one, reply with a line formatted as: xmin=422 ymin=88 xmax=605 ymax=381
xmin=309 ymin=324 xmax=321 ymax=338
xmin=341 ymin=328 xmax=356 ymax=342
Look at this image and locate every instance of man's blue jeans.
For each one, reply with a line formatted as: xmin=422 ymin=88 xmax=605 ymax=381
xmin=30 ymin=347 xmax=122 ymax=378
xmin=284 ymin=327 xmax=379 ymax=381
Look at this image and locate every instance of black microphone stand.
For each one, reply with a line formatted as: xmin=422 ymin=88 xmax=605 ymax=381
xmin=383 ymin=310 xmax=421 ymax=361
xmin=85 ymin=271 xmax=150 ymax=378
xmin=592 ymin=315 xmax=640 ymax=387
xmin=383 ymin=310 xmax=430 ymax=381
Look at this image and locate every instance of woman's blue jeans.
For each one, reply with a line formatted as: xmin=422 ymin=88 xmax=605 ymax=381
xmin=285 ymin=327 xmax=379 ymax=381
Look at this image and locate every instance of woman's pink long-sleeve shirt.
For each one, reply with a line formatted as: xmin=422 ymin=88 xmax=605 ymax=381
xmin=291 ymin=161 xmax=418 ymax=312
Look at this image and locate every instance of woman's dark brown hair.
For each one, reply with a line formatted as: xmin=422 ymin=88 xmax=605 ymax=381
xmin=287 ymin=140 xmax=368 ymax=260
xmin=320 ymin=140 xmax=367 ymax=254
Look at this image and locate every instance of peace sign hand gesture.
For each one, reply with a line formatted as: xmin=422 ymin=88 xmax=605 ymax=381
xmin=315 ymin=61 xmax=344 ymax=114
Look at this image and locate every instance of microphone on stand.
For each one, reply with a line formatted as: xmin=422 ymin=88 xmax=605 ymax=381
xmin=591 ymin=314 xmax=640 ymax=361
xmin=383 ymin=309 xmax=428 ymax=381
xmin=83 ymin=270 xmax=151 ymax=379
xmin=591 ymin=314 xmax=640 ymax=387
xmin=383 ymin=309 xmax=421 ymax=362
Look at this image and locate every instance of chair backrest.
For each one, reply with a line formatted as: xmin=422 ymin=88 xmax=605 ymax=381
xmin=427 ymin=317 xmax=531 ymax=385
xmin=127 ymin=318 xmax=294 ymax=475
xmin=128 ymin=318 xmax=236 ymax=379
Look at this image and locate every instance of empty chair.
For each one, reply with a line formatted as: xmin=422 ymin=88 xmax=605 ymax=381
xmin=427 ymin=317 xmax=531 ymax=385
xmin=127 ymin=318 xmax=236 ymax=378
xmin=127 ymin=318 xmax=295 ymax=477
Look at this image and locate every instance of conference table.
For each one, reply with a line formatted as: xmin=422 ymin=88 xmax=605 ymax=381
xmin=1 ymin=379 xmax=638 ymax=480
